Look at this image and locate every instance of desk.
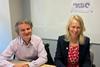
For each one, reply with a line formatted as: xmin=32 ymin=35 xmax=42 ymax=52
xmin=10 ymin=60 xmax=56 ymax=67
xmin=41 ymin=64 xmax=55 ymax=67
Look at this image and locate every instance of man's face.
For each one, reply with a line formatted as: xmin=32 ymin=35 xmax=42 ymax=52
xmin=18 ymin=23 xmax=32 ymax=42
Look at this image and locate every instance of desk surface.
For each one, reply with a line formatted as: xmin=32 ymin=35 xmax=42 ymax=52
xmin=41 ymin=64 xmax=55 ymax=67
xmin=10 ymin=60 xmax=56 ymax=67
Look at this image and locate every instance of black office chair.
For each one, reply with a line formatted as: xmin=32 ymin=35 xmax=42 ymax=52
xmin=44 ymin=43 xmax=54 ymax=65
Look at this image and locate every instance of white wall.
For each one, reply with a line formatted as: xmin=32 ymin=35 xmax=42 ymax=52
xmin=30 ymin=0 xmax=100 ymax=44
xmin=0 ymin=0 xmax=12 ymax=53
xmin=9 ymin=0 xmax=31 ymax=39
xmin=91 ymin=44 xmax=100 ymax=67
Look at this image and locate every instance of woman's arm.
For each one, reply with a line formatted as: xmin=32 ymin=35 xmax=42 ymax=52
xmin=54 ymin=36 xmax=66 ymax=67
xmin=82 ymin=37 xmax=92 ymax=67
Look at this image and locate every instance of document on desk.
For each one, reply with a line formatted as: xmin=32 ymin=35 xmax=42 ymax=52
xmin=10 ymin=60 xmax=56 ymax=67
xmin=41 ymin=64 xmax=56 ymax=67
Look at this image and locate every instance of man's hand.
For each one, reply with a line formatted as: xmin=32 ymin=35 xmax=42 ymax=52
xmin=13 ymin=63 xmax=29 ymax=67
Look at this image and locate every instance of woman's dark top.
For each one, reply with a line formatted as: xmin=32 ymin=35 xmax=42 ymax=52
xmin=54 ymin=35 xmax=92 ymax=67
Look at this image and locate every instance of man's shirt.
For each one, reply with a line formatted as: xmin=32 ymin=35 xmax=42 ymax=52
xmin=0 ymin=35 xmax=47 ymax=67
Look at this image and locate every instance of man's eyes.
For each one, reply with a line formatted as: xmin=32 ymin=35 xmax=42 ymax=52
xmin=27 ymin=28 xmax=31 ymax=30
xmin=20 ymin=28 xmax=31 ymax=32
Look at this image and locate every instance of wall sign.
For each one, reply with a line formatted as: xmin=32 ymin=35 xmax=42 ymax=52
xmin=71 ymin=0 xmax=93 ymax=13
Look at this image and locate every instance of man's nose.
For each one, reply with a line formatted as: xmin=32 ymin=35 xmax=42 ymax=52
xmin=25 ymin=30 xmax=29 ymax=33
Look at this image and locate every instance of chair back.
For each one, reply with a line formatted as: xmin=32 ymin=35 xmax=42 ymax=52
xmin=44 ymin=43 xmax=54 ymax=65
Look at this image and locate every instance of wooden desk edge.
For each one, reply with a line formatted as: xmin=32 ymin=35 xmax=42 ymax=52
xmin=10 ymin=60 xmax=56 ymax=67
xmin=41 ymin=64 xmax=56 ymax=67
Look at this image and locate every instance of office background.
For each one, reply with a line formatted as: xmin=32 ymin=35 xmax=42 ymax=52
xmin=0 ymin=0 xmax=100 ymax=67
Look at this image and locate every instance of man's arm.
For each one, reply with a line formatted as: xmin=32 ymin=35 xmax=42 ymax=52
xmin=29 ymin=39 xmax=47 ymax=67
xmin=0 ymin=42 xmax=15 ymax=67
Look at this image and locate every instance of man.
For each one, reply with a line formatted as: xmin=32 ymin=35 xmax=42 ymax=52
xmin=0 ymin=20 xmax=47 ymax=67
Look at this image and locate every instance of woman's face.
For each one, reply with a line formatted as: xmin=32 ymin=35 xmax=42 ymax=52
xmin=18 ymin=23 xmax=32 ymax=42
xmin=69 ymin=19 xmax=81 ymax=39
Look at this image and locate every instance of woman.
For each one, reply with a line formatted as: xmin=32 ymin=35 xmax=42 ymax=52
xmin=54 ymin=15 xmax=92 ymax=67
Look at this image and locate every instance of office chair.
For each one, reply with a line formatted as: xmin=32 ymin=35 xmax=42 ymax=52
xmin=44 ymin=43 xmax=54 ymax=65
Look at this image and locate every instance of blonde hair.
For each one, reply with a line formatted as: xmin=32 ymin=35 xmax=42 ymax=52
xmin=65 ymin=15 xmax=86 ymax=44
